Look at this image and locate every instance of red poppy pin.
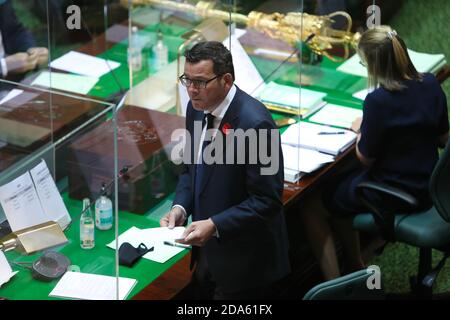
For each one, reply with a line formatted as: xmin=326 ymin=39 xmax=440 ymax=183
xmin=221 ymin=123 xmax=232 ymax=135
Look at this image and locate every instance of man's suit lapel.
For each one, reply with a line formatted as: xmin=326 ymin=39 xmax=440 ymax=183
xmin=197 ymin=89 xmax=241 ymax=195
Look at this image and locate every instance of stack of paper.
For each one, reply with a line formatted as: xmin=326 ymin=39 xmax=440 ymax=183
xmin=308 ymin=103 xmax=363 ymax=129
xmin=107 ymin=226 xmax=188 ymax=264
xmin=282 ymin=144 xmax=335 ymax=183
xmin=281 ymin=121 xmax=356 ymax=156
xmin=259 ymin=81 xmax=327 ymax=116
xmin=337 ymin=49 xmax=447 ymax=78
xmin=49 ymin=271 xmax=137 ymax=300
xmin=0 ymin=251 xmax=18 ymax=288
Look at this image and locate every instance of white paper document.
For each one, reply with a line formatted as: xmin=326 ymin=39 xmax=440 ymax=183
xmin=259 ymin=81 xmax=327 ymax=116
xmin=0 ymin=160 xmax=71 ymax=231
xmin=223 ymin=35 xmax=265 ymax=97
xmin=337 ymin=50 xmax=446 ymax=77
xmin=352 ymin=88 xmax=374 ymax=101
xmin=49 ymin=51 xmax=120 ymax=78
xmin=308 ymin=104 xmax=363 ymax=129
xmin=0 ymin=171 xmax=49 ymax=232
xmin=107 ymin=226 xmax=187 ymax=264
xmin=281 ymin=121 xmax=356 ymax=156
xmin=282 ymin=144 xmax=334 ymax=173
xmin=0 ymin=89 xmax=23 ymax=105
xmin=49 ymin=271 xmax=137 ymax=300
xmin=31 ymin=71 xmax=99 ymax=95
xmin=30 ymin=160 xmax=71 ymax=229
xmin=0 ymin=251 xmax=18 ymax=288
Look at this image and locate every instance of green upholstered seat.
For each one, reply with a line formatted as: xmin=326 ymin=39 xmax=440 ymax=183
xmin=353 ymin=142 xmax=450 ymax=298
xmin=303 ymin=269 xmax=385 ymax=300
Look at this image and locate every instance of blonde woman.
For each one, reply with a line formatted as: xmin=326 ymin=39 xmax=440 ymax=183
xmin=301 ymin=26 xmax=449 ymax=280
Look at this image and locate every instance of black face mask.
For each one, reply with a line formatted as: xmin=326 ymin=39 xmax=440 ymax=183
xmin=118 ymin=242 xmax=154 ymax=267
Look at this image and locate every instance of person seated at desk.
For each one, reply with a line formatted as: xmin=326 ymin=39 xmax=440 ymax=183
xmin=160 ymin=41 xmax=290 ymax=299
xmin=301 ymin=25 xmax=449 ymax=280
xmin=0 ymin=0 xmax=48 ymax=79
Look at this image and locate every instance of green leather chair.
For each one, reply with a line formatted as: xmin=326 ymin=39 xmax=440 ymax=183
xmin=303 ymin=269 xmax=385 ymax=300
xmin=353 ymin=142 xmax=450 ymax=298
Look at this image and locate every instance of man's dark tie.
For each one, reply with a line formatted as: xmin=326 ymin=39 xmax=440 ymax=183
xmin=194 ymin=113 xmax=215 ymax=218
xmin=191 ymin=113 xmax=215 ymax=270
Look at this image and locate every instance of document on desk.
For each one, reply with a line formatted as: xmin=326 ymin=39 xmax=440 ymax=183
xmin=31 ymin=71 xmax=99 ymax=95
xmin=282 ymin=144 xmax=334 ymax=174
xmin=259 ymin=81 xmax=327 ymax=117
xmin=30 ymin=160 xmax=71 ymax=229
xmin=281 ymin=121 xmax=356 ymax=156
xmin=308 ymin=104 xmax=363 ymax=129
xmin=49 ymin=51 xmax=121 ymax=78
xmin=337 ymin=50 xmax=446 ymax=77
xmin=0 ymin=171 xmax=49 ymax=232
xmin=49 ymin=271 xmax=137 ymax=300
xmin=0 ymin=251 xmax=18 ymax=288
xmin=0 ymin=89 xmax=40 ymax=110
xmin=107 ymin=226 xmax=187 ymax=264
xmin=223 ymin=35 xmax=265 ymax=98
xmin=0 ymin=159 xmax=71 ymax=231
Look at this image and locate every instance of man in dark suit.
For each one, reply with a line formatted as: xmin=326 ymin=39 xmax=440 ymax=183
xmin=0 ymin=0 xmax=48 ymax=78
xmin=160 ymin=41 xmax=290 ymax=299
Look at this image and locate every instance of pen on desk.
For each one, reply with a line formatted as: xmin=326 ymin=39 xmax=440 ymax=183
xmin=163 ymin=241 xmax=191 ymax=249
xmin=317 ymin=131 xmax=346 ymax=135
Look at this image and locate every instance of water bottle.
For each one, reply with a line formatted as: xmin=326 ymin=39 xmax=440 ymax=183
xmin=80 ymin=198 xmax=95 ymax=249
xmin=95 ymin=183 xmax=113 ymax=230
xmin=128 ymin=26 xmax=142 ymax=72
xmin=152 ymin=29 xmax=168 ymax=72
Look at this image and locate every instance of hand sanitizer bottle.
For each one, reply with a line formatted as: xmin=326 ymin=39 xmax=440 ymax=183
xmin=128 ymin=26 xmax=142 ymax=72
xmin=95 ymin=183 xmax=113 ymax=230
xmin=80 ymin=198 xmax=95 ymax=249
xmin=152 ymin=29 xmax=168 ymax=72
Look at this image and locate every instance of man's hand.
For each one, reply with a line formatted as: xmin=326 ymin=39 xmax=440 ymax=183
xmin=176 ymin=218 xmax=216 ymax=247
xmin=351 ymin=116 xmax=362 ymax=133
xmin=160 ymin=206 xmax=186 ymax=229
xmin=27 ymin=47 xmax=49 ymax=66
xmin=5 ymin=52 xmax=37 ymax=74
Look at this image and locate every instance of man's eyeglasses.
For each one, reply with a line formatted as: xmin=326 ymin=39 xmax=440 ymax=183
xmin=179 ymin=74 xmax=222 ymax=89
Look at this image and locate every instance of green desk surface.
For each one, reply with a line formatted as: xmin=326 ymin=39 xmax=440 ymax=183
xmin=0 ymin=192 xmax=189 ymax=300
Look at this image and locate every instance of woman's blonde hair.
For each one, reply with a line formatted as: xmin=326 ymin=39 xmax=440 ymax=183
xmin=357 ymin=25 xmax=421 ymax=91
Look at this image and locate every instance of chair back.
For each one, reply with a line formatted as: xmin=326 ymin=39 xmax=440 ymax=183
xmin=303 ymin=269 xmax=384 ymax=300
xmin=430 ymin=142 xmax=450 ymax=222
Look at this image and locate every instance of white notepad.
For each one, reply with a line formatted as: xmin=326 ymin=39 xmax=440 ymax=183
xmin=49 ymin=271 xmax=137 ymax=300
xmin=281 ymin=121 xmax=356 ymax=156
xmin=309 ymin=104 xmax=362 ymax=129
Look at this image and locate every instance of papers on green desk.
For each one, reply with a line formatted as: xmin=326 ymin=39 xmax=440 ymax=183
xmin=309 ymin=103 xmax=363 ymax=129
xmin=337 ymin=50 xmax=447 ymax=77
xmin=259 ymin=81 xmax=327 ymax=116
xmin=49 ymin=271 xmax=137 ymax=300
xmin=32 ymin=71 xmax=99 ymax=95
xmin=281 ymin=121 xmax=356 ymax=156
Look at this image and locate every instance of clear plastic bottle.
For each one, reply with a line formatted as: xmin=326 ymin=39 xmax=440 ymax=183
xmin=95 ymin=183 xmax=113 ymax=230
xmin=128 ymin=26 xmax=142 ymax=72
xmin=80 ymin=198 xmax=95 ymax=249
xmin=152 ymin=29 xmax=168 ymax=72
